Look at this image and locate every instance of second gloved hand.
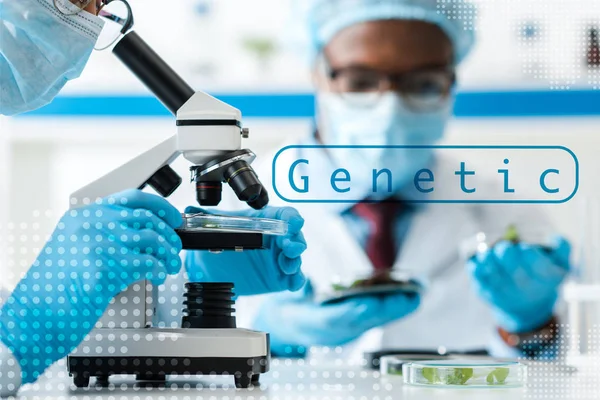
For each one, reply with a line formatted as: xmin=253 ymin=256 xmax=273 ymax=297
xmin=253 ymin=280 xmax=420 ymax=354
xmin=467 ymin=237 xmax=571 ymax=333
xmin=185 ymin=206 xmax=307 ymax=295
xmin=0 ymin=190 xmax=183 ymax=383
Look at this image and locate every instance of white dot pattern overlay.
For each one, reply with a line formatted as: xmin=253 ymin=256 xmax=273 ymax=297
xmin=1 ymin=206 xmax=600 ymax=397
xmin=0 ymin=192 xmax=185 ymax=384
xmin=2 ymin=338 xmax=600 ymax=399
xmin=2 ymin=2 xmax=600 ymax=397
xmin=442 ymin=0 xmax=600 ymax=90
xmin=437 ymin=0 xmax=478 ymax=32
xmin=521 ymin=325 xmax=600 ymax=399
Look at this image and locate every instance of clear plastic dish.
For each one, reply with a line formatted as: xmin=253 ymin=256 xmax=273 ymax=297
xmin=380 ymin=354 xmax=448 ymax=377
xmin=317 ymin=270 xmax=424 ymax=305
xmin=180 ymin=213 xmax=288 ymax=236
xmin=403 ymin=360 xmax=527 ymax=388
xmin=318 ymin=280 xmax=423 ymax=305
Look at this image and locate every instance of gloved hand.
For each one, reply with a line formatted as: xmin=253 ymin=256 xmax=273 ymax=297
xmin=185 ymin=206 xmax=307 ymax=295
xmin=0 ymin=189 xmax=183 ymax=383
xmin=253 ymin=280 xmax=420 ymax=354
xmin=467 ymin=237 xmax=570 ymax=333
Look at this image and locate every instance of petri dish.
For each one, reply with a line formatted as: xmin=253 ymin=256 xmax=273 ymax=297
xmin=180 ymin=213 xmax=288 ymax=236
xmin=380 ymin=354 xmax=448 ymax=377
xmin=318 ymin=270 xmax=424 ymax=305
xmin=319 ymin=281 xmax=423 ymax=305
xmin=403 ymin=360 xmax=527 ymax=388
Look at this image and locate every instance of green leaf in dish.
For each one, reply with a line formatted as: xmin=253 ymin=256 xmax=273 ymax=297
xmin=423 ymin=367 xmax=473 ymax=385
xmin=446 ymin=368 xmax=474 ymax=385
xmin=485 ymin=368 xmax=510 ymax=385
xmin=503 ymin=225 xmax=520 ymax=243
xmin=331 ymin=283 xmax=348 ymax=291
xmin=331 ymin=279 xmax=365 ymax=292
xmin=422 ymin=367 xmax=439 ymax=383
xmin=349 ymin=279 xmax=363 ymax=288
xmin=386 ymin=367 xmax=403 ymax=376
xmin=494 ymin=367 xmax=510 ymax=383
xmin=486 ymin=367 xmax=510 ymax=385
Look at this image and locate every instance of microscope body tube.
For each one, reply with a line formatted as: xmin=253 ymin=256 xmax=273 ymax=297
xmin=113 ymin=31 xmax=195 ymax=115
xmin=110 ymin=30 xmax=268 ymax=209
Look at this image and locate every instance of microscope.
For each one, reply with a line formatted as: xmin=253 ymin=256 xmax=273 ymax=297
xmin=67 ymin=31 xmax=271 ymax=389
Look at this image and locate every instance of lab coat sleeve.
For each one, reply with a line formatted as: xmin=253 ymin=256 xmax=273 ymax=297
xmin=0 ymin=342 xmax=21 ymax=398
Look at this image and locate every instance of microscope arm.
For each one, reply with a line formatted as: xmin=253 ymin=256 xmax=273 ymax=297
xmin=70 ymin=136 xmax=181 ymax=206
xmin=70 ymin=31 xmax=247 ymax=208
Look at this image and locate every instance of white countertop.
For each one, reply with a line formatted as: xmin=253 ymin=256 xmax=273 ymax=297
xmin=12 ymin=355 xmax=600 ymax=400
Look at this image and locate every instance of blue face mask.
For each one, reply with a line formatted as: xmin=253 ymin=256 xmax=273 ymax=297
xmin=317 ymin=92 xmax=451 ymax=199
xmin=0 ymin=0 xmax=104 ymax=116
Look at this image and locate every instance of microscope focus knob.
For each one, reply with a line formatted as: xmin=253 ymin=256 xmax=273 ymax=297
xmin=144 ymin=165 xmax=182 ymax=197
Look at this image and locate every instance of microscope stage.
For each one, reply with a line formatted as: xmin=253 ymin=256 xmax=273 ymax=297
xmin=176 ymin=230 xmax=264 ymax=250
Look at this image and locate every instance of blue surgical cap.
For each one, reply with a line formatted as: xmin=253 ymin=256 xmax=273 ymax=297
xmin=303 ymin=0 xmax=476 ymax=64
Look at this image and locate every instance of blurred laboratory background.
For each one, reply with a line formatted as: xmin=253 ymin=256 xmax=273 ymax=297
xmin=0 ymin=0 xmax=599 ymax=356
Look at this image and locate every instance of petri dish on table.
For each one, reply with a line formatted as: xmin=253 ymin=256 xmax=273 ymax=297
xmin=380 ymin=354 xmax=449 ymax=377
xmin=180 ymin=213 xmax=288 ymax=236
xmin=403 ymin=360 xmax=527 ymax=388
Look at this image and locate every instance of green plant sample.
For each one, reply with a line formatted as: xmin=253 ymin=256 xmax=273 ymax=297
xmin=503 ymin=225 xmax=521 ymax=243
xmin=486 ymin=367 xmax=510 ymax=385
xmin=422 ymin=367 xmax=474 ymax=385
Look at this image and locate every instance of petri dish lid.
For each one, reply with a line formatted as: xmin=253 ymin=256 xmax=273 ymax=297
xmin=403 ymin=359 xmax=527 ymax=388
xmin=180 ymin=213 xmax=288 ymax=236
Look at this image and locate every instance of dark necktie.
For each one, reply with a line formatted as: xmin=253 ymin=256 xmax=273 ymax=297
xmin=351 ymin=201 xmax=403 ymax=270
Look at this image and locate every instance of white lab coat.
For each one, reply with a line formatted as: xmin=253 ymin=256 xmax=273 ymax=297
xmin=158 ymin=142 xmax=554 ymax=359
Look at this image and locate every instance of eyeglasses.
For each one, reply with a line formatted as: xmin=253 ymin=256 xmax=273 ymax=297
xmin=95 ymin=0 xmax=134 ymax=50
xmin=54 ymin=0 xmax=133 ymax=50
xmin=53 ymin=0 xmax=100 ymax=16
xmin=324 ymin=61 xmax=456 ymax=112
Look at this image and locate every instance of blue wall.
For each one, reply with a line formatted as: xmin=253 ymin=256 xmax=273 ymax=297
xmin=20 ymin=90 xmax=600 ymax=118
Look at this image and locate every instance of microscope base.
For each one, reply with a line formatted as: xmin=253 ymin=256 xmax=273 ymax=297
xmin=67 ymin=328 xmax=270 ymax=389
xmin=68 ymin=355 xmax=268 ymax=388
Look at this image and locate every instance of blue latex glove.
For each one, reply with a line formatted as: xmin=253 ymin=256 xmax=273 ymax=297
xmin=467 ymin=237 xmax=571 ymax=333
xmin=185 ymin=206 xmax=307 ymax=295
xmin=0 ymin=189 xmax=183 ymax=383
xmin=254 ymin=280 xmax=420 ymax=354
